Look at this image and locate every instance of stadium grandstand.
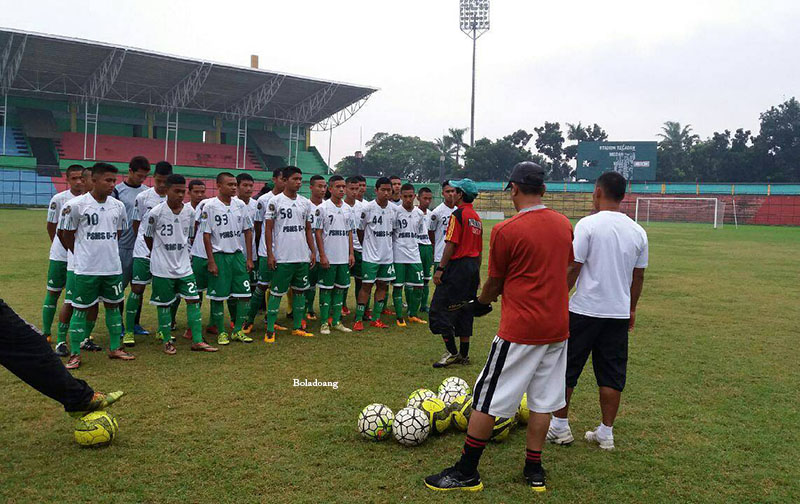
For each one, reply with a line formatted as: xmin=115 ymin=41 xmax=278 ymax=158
xmin=0 ymin=27 xmax=377 ymax=202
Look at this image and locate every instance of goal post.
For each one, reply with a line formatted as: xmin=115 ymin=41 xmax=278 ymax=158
xmin=634 ymin=197 xmax=726 ymax=229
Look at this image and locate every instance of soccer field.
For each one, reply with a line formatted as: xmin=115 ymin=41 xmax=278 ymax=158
xmin=1 ymin=207 xmax=798 ymax=503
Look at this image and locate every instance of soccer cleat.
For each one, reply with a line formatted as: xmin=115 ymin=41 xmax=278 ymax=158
xmin=546 ymin=425 xmax=574 ymax=445
xmin=122 ymin=332 xmax=135 ymax=347
xmin=433 ymin=352 xmax=463 ymax=368
xmin=292 ymin=329 xmax=315 ymax=338
xmin=183 ymin=329 xmax=192 ymax=340
xmin=306 ymin=312 xmax=318 ymax=321
xmin=68 ymin=390 xmax=125 ymax=418
xmin=46 ymin=334 xmax=52 ymax=343
xmin=231 ymin=331 xmax=254 ymax=343
xmin=164 ymin=341 xmax=177 ymax=355
xmin=81 ymin=338 xmax=103 ymax=352
xmin=585 ymin=427 xmax=615 ymax=450
xmin=108 ymin=348 xmax=136 ymax=361
xmin=382 ymin=308 xmax=395 ymax=316
xmin=206 ymin=325 xmax=219 ymax=336
xmin=273 ymin=323 xmax=288 ymax=332
xmin=300 ymin=319 xmax=308 ymax=331
xmin=54 ymin=342 xmax=69 ymax=357
xmin=65 ymin=354 xmax=81 ymax=370
xmin=460 ymin=356 xmax=471 ymax=366
xmin=191 ymin=341 xmax=218 ymax=352
xmin=217 ymin=332 xmax=230 ymax=346
xmin=133 ymin=324 xmax=150 ymax=335
xmin=341 ymin=306 xmax=351 ymax=316
xmin=370 ymin=320 xmax=390 ymax=329
xmin=264 ymin=332 xmax=276 ymax=343
xmin=241 ymin=322 xmax=254 ymax=334
xmin=333 ymin=323 xmax=352 ymax=333
xmin=352 ymin=321 xmax=364 ymax=332
xmin=408 ymin=316 xmax=428 ymax=325
xmin=524 ymin=465 xmax=547 ymax=493
xmin=396 ymin=319 xmax=408 ymax=328
xmin=424 ymin=466 xmax=483 ymax=492
xmin=320 ymin=323 xmax=331 ymax=335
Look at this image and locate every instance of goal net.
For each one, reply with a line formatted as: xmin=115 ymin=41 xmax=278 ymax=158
xmin=634 ymin=197 xmax=726 ymax=228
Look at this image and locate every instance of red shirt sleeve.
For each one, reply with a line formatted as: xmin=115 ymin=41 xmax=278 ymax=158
xmin=445 ymin=212 xmax=462 ymax=244
xmin=488 ymin=225 xmax=508 ymax=278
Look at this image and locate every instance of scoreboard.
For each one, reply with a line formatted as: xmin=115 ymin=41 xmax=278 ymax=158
xmin=576 ymin=141 xmax=657 ymax=181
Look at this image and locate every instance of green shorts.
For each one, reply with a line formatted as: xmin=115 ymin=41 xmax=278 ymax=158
xmin=150 ymin=274 xmax=201 ymax=306
xmin=64 ymin=271 xmax=76 ymax=304
xmin=350 ymin=250 xmax=363 ymax=279
xmin=361 ymin=261 xmax=395 ymax=283
xmin=207 ymin=251 xmax=251 ymax=301
xmin=131 ymin=257 xmax=152 ymax=285
xmin=270 ymin=262 xmax=310 ymax=296
xmin=191 ymin=256 xmax=208 ymax=292
xmin=72 ymin=273 xmax=124 ymax=309
xmin=393 ymin=263 xmax=424 ymax=288
xmin=46 ymin=259 xmax=68 ymax=292
xmin=319 ymin=264 xmax=351 ymax=290
xmin=256 ymin=257 xmax=275 ymax=287
xmin=419 ymin=244 xmax=434 ymax=281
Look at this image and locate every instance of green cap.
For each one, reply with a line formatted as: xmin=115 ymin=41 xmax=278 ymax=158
xmin=449 ymin=178 xmax=479 ymax=198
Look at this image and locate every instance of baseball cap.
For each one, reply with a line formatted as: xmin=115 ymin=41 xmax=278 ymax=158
xmin=505 ymin=161 xmax=546 ymax=190
xmin=449 ymin=178 xmax=479 ymax=198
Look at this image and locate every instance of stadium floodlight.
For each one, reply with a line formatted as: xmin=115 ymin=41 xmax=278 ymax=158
xmin=460 ymin=0 xmax=490 ymax=148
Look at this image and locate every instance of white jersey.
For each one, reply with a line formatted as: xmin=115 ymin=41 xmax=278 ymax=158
xmin=429 ymin=202 xmax=456 ymax=262
xmin=310 ymin=200 xmax=325 ymax=261
xmin=58 ymin=194 xmax=83 ymax=273
xmin=313 ymin=199 xmax=354 ymax=265
xmin=200 ymin=197 xmax=253 ymax=254
xmin=132 ymin=188 xmax=167 ymax=259
xmin=417 ymin=207 xmax=432 ymax=246
xmin=265 ymin=192 xmax=314 ymax=263
xmin=59 ymin=193 xmax=128 ymax=275
xmin=145 ymin=202 xmax=195 ymax=278
xmin=389 ymin=198 xmax=403 ymax=207
xmin=393 ymin=206 xmax=425 ymax=264
xmin=345 ymin=199 xmax=363 ymax=252
xmin=255 ymin=191 xmax=280 ymax=258
xmin=47 ymin=189 xmax=81 ymax=262
xmin=234 ymin=196 xmax=259 ymax=259
xmin=190 ymin=200 xmax=209 ymax=259
xmin=358 ymin=200 xmax=396 ymax=265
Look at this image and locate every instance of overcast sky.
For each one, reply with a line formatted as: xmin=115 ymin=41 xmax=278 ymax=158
xmin=2 ymin=0 xmax=799 ymax=167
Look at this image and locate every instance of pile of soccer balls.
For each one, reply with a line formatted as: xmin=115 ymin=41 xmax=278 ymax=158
xmin=73 ymin=411 xmax=119 ymax=447
xmin=357 ymin=377 xmax=531 ymax=447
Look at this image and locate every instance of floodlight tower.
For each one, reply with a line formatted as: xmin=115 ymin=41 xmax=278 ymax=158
xmin=460 ymin=0 xmax=490 ymax=148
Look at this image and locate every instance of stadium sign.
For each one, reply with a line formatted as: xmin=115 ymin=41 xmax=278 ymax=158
xmin=577 ymin=141 xmax=657 ymax=181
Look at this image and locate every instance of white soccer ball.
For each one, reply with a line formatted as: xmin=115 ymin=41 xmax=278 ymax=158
xmin=407 ymin=388 xmax=436 ymax=410
xmin=438 ymin=385 xmax=465 ymax=409
xmin=393 ymin=406 xmax=431 ymax=446
xmin=357 ymin=403 xmax=394 ymax=441
xmin=438 ymin=376 xmax=471 ymax=396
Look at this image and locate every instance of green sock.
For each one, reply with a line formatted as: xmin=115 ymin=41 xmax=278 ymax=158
xmin=331 ymin=289 xmax=344 ymax=326
xmin=319 ymin=289 xmax=332 ymax=324
xmin=372 ymin=299 xmax=385 ymax=322
xmin=355 ymin=303 xmax=366 ymax=322
xmin=156 ymin=306 xmax=172 ymax=343
xmin=125 ymin=292 xmax=141 ymax=333
xmin=170 ymin=299 xmax=180 ymax=325
xmin=68 ymin=309 xmax=87 ymax=355
xmin=421 ymin=281 xmax=429 ymax=311
xmin=342 ymin=287 xmax=349 ymax=311
xmin=233 ymin=298 xmax=248 ymax=333
xmin=211 ymin=301 xmax=225 ymax=334
xmin=57 ymin=321 xmax=70 ymax=344
xmin=266 ymin=294 xmax=282 ymax=333
xmin=85 ymin=319 xmax=96 ymax=339
xmin=105 ymin=307 xmax=122 ymax=351
xmin=187 ymin=302 xmax=203 ymax=343
xmin=227 ymin=298 xmax=238 ymax=324
xmin=393 ymin=286 xmax=404 ymax=320
xmin=305 ymin=287 xmax=317 ymax=315
xmin=42 ymin=291 xmax=59 ymax=336
xmin=292 ymin=290 xmax=306 ymax=330
xmin=407 ymin=287 xmax=421 ymax=317
xmin=247 ymin=286 xmax=265 ymax=325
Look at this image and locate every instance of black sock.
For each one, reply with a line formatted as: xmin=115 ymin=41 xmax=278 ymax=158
xmin=456 ymin=434 xmax=488 ymax=476
xmin=442 ymin=334 xmax=458 ymax=355
xmin=459 ymin=340 xmax=470 ymax=358
xmin=525 ymin=449 xmax=542 ymax=472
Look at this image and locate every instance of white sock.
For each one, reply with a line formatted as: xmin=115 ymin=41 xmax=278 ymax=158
xmin=597 ymin=423 xmax=613 ymax=438
xmin=550 ymin=416 xmax=570 ymax=431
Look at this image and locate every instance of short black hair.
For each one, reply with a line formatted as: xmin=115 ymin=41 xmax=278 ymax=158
xmin=154 ymin=161 xmax=173 ymax=176
xmin=66 ymin=164 xmax=84 ymax=176
xmin=455 ymin=188 xmax=475 ymax=204
xmin=188 ymin=179 xmax=205 ymax=191
xmin=282 ymin=166 xmax=302 ymax=179
xmin=389 ymin=175 xmax=401 ymax=182
xmin=166 ymin=174 xmax=186 ymax=187
xmin=596 ymin=171 xmax=627 ymax=202
xmin=129 ymin=156 xmax=150 ymax=173
xmin=375 ymin=176 xmax=392 ymax=189
xmin=329 ymin=175 xmax=345 ymax=185
xmin=514 ymin=182 xmax=545 ymax=196
xmin=418 ymin=187 xmax=432 ymax=196
xmin=216 ymin=172 xmax=235 ymax=184
xmin=356 ymin=175 xmax=366 ymax=183
xmin=345 ymin=176 xmax=359 ymax=185
xmin=401 ymin=183 xmax=415 ymax=192
xmin=272 ymin=168 xmax=283 ymax=178
xmin=310 ymin=174 xmax=325 ymax=185
xmin=236 ymin=173 xmax=254 ymax=185
xmin=442 ymin=180 xmax=452 ymax=189
xmin=92 ymin=162 xmax=118 ymax=176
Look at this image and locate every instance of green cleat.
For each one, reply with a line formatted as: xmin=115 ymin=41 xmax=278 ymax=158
xmin=122 ymin=332 xmax=135 ymax=347
xmin=69 ymin=390 xmax=125 ymax=418
xmin=217 ymin=332 xmax=230 ymax=346
xmin=231 ymin=331 xmax=253 ymax=343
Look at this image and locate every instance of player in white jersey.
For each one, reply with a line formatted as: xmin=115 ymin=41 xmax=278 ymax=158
xmin=123 ymin=161 xmax=172 ymax=347
xmin=313 ymin=175 xmax=355 ymax=335
xmin=172 ymin=179 xmax=207 ymax=341
xmin=58 ymin=163 xmax=133 ymax=369
xmin=202 ymin=172 xmax=255 ymax=346
xmin=144 ymin=174 xmax=217 ymax=354
xmin=343 ymin=176 xmax=364 ymax=317
xmin=353 ymin=177 xmax=396 ymax=331
xmin=389 ymin=175 xmax=403 ymax=206
xmin=428 ymin=181 xmax=457 ymax=269
xmin=392 ymin=183 xmax=428 ymax=327
xmin=263 ymin=166 xmax=316 ymax=341
xmin=305 ymin=175 xmax=327 ymax=321
xmin=416 ymin=186 xmax=435 ymax=313
xmin=230 ymin=173 xmax=258 ymax=327
xmin=42 ymin=165 xmax=85 ymax=342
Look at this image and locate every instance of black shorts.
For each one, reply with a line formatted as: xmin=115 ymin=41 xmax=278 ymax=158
xmin=565 ymin=312 xmax=629 ymax=392
xmin=429 ymin=257 xmax=480 ymax=338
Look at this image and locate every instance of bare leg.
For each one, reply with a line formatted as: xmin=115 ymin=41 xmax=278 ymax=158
xmin=551 ymin=387 xmax=574 ymax=419
xmin=526 ymin=412 xmax=551 ymax=451
xmin=598 ymin=386 xmax=621 ymax=427
xmin=466 ymin=409 xmax=495 ymax=440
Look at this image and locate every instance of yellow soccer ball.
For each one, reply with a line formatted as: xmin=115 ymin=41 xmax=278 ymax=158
xmin=74 ymin=411 xmax=118 ymax=447
xmin=516 ymin=393 xmax=530 ymax=425
xmin=491 ymin=416 xmax=515 ymax=442
xmin=420 ymin=397 xmax=451 ymax=434
xmin=450 ymin=394 xmax=473 ymax=431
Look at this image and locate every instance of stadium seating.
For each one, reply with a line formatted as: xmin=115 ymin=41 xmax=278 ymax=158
xmin=0 ymin=127 xmax=31 ymax=156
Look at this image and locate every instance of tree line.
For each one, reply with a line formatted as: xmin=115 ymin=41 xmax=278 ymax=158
xmin=334 ymin=97 xmax=800 ymax=183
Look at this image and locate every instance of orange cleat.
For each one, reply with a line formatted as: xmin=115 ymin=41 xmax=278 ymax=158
xmin=352 ymin=321 xmax=364 ymax=332
xmin=370 ymin=320 xmax=390 ymax=329
xmin=341 ymin=306 xmax=351 ymax=316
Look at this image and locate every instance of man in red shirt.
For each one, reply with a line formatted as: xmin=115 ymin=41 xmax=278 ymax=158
xmin=425 ymin=162 xmax=574 ymax=494
xmin=429 ymin=178 xmax=482 ymax=368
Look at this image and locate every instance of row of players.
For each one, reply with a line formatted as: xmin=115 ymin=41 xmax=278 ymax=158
xmin=42 ymin=163 xmax=458 ymax=369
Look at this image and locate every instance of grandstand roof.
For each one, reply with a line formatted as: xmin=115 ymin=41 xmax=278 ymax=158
xmin=0 ymin=27 xmax=377 ymax=129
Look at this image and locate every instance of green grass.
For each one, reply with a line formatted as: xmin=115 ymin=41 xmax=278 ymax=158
xmin=1 ymin=208 xmax=799 ymax=503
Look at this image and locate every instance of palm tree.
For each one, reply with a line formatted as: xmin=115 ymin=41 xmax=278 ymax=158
xmin=433 ymin=136 xmax=454 ymax=160
xmin=447 ymin=127 xmax=468 ymax=168
xmin=657 ymin=121 xmax=699 ymax=151
xmin=566 ymin=122 xmax=587 ymax=142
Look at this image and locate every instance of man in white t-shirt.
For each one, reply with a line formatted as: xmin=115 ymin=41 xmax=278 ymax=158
xmin=231 ymin=173 xmax=258 ymax=327
xmin=392 ymin=183 xmax=428 ymax=327
xmin=305 ymin=175 xmax=328 ymax=321
xmin=342 ymin=176 xmax=364 ymax=317
xmin=549 ymin=171 xmax=648 ymax=451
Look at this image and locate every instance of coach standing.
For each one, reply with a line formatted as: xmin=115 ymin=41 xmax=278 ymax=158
xmin=429 ymin=178 xmax=482 ymax=368
xmin=548 ymin=171 xmax=648 ymax=451
xmin=424 ymin=162 xmax=574 ymax=493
